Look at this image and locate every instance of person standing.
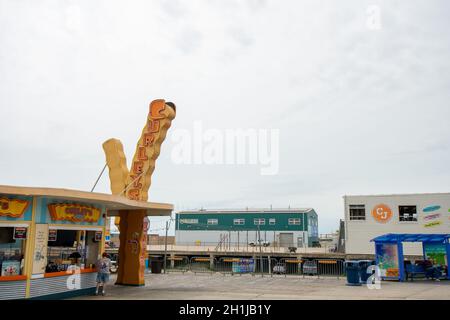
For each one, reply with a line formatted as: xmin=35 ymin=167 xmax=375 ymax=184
xmin=95 ymin=252 xmax=111 ymax=296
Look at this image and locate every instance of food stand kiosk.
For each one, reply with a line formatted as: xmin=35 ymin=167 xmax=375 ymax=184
xmin=371 ymin=233 xmax=450 ymax=281
xmin=0 ymin=185 xmax=172 ymax=299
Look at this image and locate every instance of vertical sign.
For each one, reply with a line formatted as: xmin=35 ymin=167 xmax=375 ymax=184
xmin=32 ymin=224 xmax=49 ymax=275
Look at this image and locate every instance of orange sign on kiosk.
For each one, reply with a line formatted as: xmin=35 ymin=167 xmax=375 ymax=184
xmin=372 ymin=204 xmax=393 ymax=223
xmin=48 ymin=203 xmax=101 ymax=223
xmin=0 ymin=197 xmax=30 ymax=218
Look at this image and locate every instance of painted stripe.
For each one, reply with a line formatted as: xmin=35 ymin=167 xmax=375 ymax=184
xmin=423 ymin=213 xmax=441 ymax=221
xmin=423 ymin=205 xmax=441 ymax=212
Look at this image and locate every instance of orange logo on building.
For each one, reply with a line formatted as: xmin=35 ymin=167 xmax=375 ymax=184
xmin=48 ymin=203 xmax=101 ymax=223
xmin=372 ymin=204 xmax=393 ymax=223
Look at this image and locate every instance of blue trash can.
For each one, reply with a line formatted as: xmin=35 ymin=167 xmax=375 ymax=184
xmin=345 ymin=261 xmax=361 ymax=286
xmin=359 ymin=260 xmax=375 ymax=284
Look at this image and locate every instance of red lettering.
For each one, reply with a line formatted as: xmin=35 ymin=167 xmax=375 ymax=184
xmin=128 ymin=189 xmax=140 ymax=200
xmin=144 ymin=133 xmax=155 ymax=146
xmin=129 ymin=174 xmax=143 ymax=188
xmin=132 ymin=161 xmax=144 ymax=174
xmin=149 ymin=100 xmax=166 ymax=119
xmin=137 ymin=146 xmax=148 ymax=160
xmin=147 ymin=119 xmax=160 ymax=133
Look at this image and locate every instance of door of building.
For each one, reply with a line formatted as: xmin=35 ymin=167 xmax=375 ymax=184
xmin=279 ymin=233 xmax=294 ymax=247
xmin=297 ymin=237 xmax=303 ymax=248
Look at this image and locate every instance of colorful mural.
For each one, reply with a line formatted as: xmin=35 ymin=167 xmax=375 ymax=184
xmin=376 ymin=243 xmax=399 ymax=278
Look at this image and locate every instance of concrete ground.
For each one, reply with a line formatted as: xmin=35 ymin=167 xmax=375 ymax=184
xmin=72 ymin=272 xmax=450 ymax=300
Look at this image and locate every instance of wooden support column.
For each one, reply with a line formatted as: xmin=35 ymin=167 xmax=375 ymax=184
xmin=116 ymin=210 xmax=147 ymax=286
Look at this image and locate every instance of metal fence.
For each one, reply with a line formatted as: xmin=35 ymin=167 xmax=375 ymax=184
xmin=159 ymin=256 xmax=345 ymax=278
xmin=165 ymin=256 xmax=190 ymax=273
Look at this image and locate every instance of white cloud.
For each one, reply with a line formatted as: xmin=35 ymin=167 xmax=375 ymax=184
xmin=1 ymin=0 xmax=449 ymax=234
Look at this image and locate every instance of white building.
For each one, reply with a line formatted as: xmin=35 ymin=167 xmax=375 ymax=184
xmin=344 ymin=193 xmax=450 ymax=255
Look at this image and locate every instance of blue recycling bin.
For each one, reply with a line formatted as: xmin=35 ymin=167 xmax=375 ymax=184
xmin=345 ymin=261 xmax=361 ymax=286
xmin=359 ymin=260 xmax=375 ymax=284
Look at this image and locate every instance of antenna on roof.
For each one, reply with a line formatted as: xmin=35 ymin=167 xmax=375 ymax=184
xmin=270 ymin=204 xmax=272 ymax=210
xmin=288 ymin=204 xmax=291 ymax=210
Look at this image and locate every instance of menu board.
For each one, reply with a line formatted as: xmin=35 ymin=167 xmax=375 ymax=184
xmin=48 ymin=229 xmax=57 ymax=241
xmin=13 ymin=227 xmax=28 ymax=239
xmin=32 ymin=224 xmax=49 ymax=275
xmin=95 ymin=231 xmax=103 ymax=242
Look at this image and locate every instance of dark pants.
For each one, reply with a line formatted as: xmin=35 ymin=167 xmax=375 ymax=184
xmin=426 ymin=266 xmax=441 ymax=279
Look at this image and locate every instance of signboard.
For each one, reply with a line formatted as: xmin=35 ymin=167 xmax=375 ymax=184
xmin=0 ymin=197 xmax=30 ymax=218
xmin=48 ymin=229 xmax=57 ymax=242
xmin=232 ymin=258 xmax=255 ymax=273
xmin=422 ymin=205 xmax=443 ymax=228
xmin=372 ymin=204 xmax=393 ymax=223
xmin=424 ymin=243 xmax=447 ymax=266
xmin=1 ymin=261 xmax=21 ymax=276
xmin=48 ymin=203 xmax=101 ymax=223
xmin=376 ymin=243 xmax=399 ymax=278
xmin=13 ymin=227 xmax=27 ymax=240
xmin=94 ymin=231 xmax=103 ymax=242
xmin=32 ymin=224 xmax=49 ymax=275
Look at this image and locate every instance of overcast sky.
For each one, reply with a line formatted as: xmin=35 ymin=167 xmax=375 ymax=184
xmin=1 ymin=0 xmax=449 ymax=235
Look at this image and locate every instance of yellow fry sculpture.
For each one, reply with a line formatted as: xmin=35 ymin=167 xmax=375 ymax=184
xmin=102 ymin=99 xmax=176 ymax=285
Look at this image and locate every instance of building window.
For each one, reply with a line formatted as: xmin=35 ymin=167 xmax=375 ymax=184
xmin=269 ymin=218 xmax=276 ymax=225
xmin=399 ymin=206 xmax=417 ymax=222
xmin=288 ymin=218 xmax=301 ymax=225
xmin=233 ymin=219 xmax=245 ymax=225
xmin=207 ymin=219 xmax=218 ymax=225
xmin=349 ymin=205 xmax=366 ymax=220
xmin=0 ymin=227 xmax=27 ymax=277
xmin=179 ymin=219 xmax=198 ymax=224
xmin=254 ymin=218 xmax=265 ymax=225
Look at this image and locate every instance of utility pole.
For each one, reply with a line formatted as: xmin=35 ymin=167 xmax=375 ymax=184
xmin=258 ymin=224 xmax=263 ymax=276
xmin=163 ymin=220 xmax=169 ymax=274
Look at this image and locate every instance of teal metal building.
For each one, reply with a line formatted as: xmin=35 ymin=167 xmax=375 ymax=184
xmin=175 ymin=208 xmax=319 ymax=248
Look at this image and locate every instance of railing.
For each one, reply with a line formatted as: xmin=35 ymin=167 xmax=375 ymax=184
xmin=146 ymin=243 xmax=339 ymax=254
xmin=160 ymin=256 xmax=345 ymax=278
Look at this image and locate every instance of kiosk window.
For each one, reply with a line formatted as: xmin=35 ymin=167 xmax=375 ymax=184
xmin=0 ymin=227 xmax=26 ymax=276
xmin=46 ymin=229 xmax=100 ymax=273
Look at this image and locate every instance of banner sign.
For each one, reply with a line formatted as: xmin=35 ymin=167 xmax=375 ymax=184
xmin=376 ymin=243 xmax=399 ymax=278
xmin=424 ymin=243 xmax=447 ymax=266
xmin=32 ymin=224 xmax=49 ymax=275
xmin=13 ymin=227 xmax=27 ymax=239
xmin=232 ymin=258 xmax=255 ymax=273
xmin=0 ymin=197 xmax=30 ymax=218
xmin=48 ymin=203 xmax=101 ymax=223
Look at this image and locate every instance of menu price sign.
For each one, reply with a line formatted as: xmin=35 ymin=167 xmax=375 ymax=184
xmin=48 ymin=229 xmax=57 ymax=241
xmin=13 ymin=227 xmax=27 ymax=239
xmin=95 ymin=231 xmax=103 ymax=242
